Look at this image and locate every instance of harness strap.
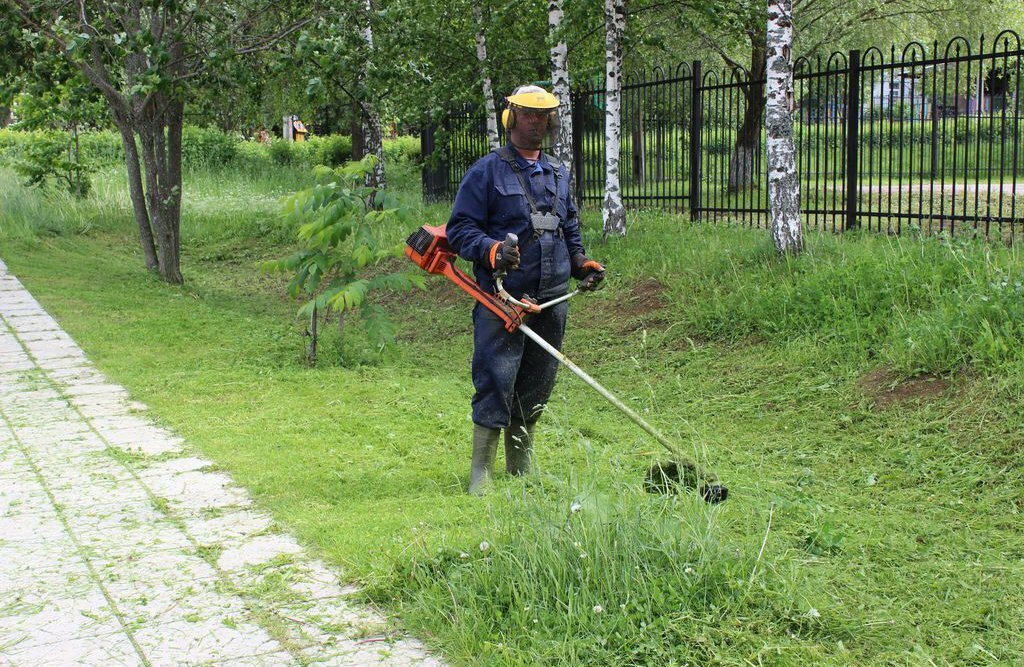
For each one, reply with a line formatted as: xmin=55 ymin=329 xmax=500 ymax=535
xmin=494 ymin=147 xmax=564 ymax=256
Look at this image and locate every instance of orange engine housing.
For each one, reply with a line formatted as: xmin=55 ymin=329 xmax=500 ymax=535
xmin=404 ymin=224 xmax=526 ymax=333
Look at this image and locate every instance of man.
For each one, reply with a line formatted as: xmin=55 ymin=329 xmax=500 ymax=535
xmin=446 ymin=85 xmax=605 ymax=494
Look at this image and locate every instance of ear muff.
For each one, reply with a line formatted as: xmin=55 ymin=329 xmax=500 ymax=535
xmin=501 ymin=108 xmax=515 ymax=130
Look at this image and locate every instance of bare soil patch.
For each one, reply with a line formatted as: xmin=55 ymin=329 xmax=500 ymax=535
xmin=621 ymin=278 xmax=669 ymax=319
xmin=858 ymin=367 xmax=949 ymax=409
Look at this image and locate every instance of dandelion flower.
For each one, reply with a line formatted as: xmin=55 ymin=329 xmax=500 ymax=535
xmin=593 ymin=604 xmax=603 ymax=614
xmin=570 ymin=500 xmax=582 ymax=513
xmin=479 ymin=541 xmax=490 ymax=552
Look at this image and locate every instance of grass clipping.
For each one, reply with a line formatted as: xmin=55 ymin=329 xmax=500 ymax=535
xmin=377 ymin=479 xmax=805 ymax=665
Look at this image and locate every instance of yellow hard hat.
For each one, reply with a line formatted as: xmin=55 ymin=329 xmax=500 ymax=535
xmin=502 ymin=85 xmax=559 ymax=129
xmin=506 ymin=85 xmax=559 ymax=111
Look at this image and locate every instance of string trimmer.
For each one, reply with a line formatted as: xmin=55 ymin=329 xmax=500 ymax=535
xmin=405 ymin=224 xmax=727 ymax=503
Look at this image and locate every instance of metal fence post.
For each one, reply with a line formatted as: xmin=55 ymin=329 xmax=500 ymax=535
xmin=689 ymin=60 xmax=702 ymax=221
xmin=420 ymin=122 xmax=434 ymax=202
xmin=420 ymin=121 xmax=449 ymax=203
xmin=845 ymin=50 xmax=861 ymax=231
xmin=572 ymin=90 xmax=584 ymax=205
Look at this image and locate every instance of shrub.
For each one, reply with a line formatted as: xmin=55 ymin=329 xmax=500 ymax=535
xmin=383 ymin=135 xmax=420 ymax=163
xmin=291 ymin=139 xmax=324 ymax=169
xmin=181 ymin=126 xmax=240 ymax=168
xmin=77 ymin=130 xmax=123 ymax=166
xmin=313 ymin=134 xmax=353 ymax=166
xmin=268 ymin=137 xmax=297 ymax=165
xmin=0 ymin=129 xmax=24 ymax=161
xmin=234 ymin=140 xmax=273 ymax=171
xmin=6 ymin=129 xmax=93 ymax=198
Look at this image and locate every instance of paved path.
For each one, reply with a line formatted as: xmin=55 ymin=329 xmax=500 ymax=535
xmin=0 ymin=258 xmax=442 ymax=667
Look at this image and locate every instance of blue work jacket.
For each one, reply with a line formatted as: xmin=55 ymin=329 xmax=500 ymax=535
xmin=446 ymin=146 xmax=585 ymax=302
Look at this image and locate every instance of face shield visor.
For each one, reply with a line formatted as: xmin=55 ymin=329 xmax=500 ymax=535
xmin=504 ymin=104 xmax=561 ymax=150
xmin=502 ymin=86 xmax=561 ymax=151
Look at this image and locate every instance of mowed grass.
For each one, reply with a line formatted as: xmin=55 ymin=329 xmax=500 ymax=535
xmin=1 ymin=163 xmax=1023 ymax=665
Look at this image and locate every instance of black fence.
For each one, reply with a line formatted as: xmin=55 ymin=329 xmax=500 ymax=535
xmin=423 ymin=32 xmax=1024 ymax=240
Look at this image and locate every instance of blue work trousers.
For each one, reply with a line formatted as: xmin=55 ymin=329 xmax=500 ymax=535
xmin=471 ymin=300 xmax=568 ymax=429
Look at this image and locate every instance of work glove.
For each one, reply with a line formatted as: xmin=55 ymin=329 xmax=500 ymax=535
xmin=571 ymin=253 xmax=605 ymax=291
xmin=490 ymin=234 xmax=521 ymax=273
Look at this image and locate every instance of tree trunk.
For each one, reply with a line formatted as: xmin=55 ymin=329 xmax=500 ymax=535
xmin=112 ymin=110 xmax=159 ymax=272
xmin=163 ymin=100 xmax=185 ymax=281
xmin=729 ymin=40 xmax=767 ymax=193
xmin=548 ymin=0 xmax=574 ymax=176
xmin=361 ymin=104 xmax=386 ymax=192
xmin=632 ymin=113 xmax=645 ymax=187
xmin=602 ymin=0 xmax=627 ymax=236
xmin=136 ymin=96 xmax=184 ymax=284
xmin=766 ymin=0 xmax=802 ymax=254
xmin=474 ymin=6 xmax=500 ymax=152
xmin=306 ymin=304 xmax=318 ymax=366
xmin=360 ymin=0 xmax=386 ymax=193
xmin=351 ymin=106 xmax=365 ymax=160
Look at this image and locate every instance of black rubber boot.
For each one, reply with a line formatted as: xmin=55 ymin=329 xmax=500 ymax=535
xmin=504 ymin=418 xmax=535 ymax=476
xmin=469 ymin=424 xmax=499 ymax=495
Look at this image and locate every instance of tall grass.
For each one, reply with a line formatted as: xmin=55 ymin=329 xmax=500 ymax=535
xmin=589 ymin=215 xmax=1024 ymax=378
xmin=375 ymin=475 xmax=818 ymax=666
xmin=0 ymin=167 xmax=133 ymax=242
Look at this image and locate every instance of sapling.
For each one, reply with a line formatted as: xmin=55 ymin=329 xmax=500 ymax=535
xmin=264 ymin=155 xmax=425 ymax=364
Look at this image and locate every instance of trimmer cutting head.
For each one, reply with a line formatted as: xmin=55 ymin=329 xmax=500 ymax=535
xmin=644 ymin=460 xmax=728 ymax=503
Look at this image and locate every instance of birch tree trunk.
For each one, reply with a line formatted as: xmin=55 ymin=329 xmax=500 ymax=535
xmin=602 ymin=0 xmax=627 ymax=236
xmin=361 ymin=0 xmax=386 ymax=192
xmin=473 ymin=6 xmax=501 ymax=152
xmin=766 ymin=0 xmax=803 ymax=254
xmin=548 ymin=0 xmax=574 ymax=174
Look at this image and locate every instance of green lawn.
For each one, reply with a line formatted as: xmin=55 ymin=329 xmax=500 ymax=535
xmin=1 ymin=162 xmax=1023 ymax=665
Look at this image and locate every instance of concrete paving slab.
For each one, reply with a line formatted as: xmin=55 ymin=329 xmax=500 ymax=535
xmin=0 ymin=575 xmax=120 ymax=649
xmin=178 ymin=508 xmax=277 ymax=546
xmin=0 ymin=631 xmax=142 ymax=667
xmin=130 ymin=616 xmax=285 ymax=666
xmin=0 ymin=261 xmax=444 ymax=666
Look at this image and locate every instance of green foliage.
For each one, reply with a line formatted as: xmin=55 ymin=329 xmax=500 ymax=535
xmin=7 ymin=128 xmax=92 ymax=197
xmin=77 ymin=131 xmax=124 ymax=166
xmin=268 ymin=137 xmax=299 ymax=165
xmin=233 ymin=139 xmax=274 ymax=171
xmin=0 ymin=127 xmax=420 ymax=175
xmin=181 ymin=126 xmax=240 ymax=168
xmin=263 ymin=155 xmax=425 ymax=358
xmin=2 ymin=59 xmax=104 ymax=198
xmin=382 ymin=135 xmax=420 ymax=164
xmin=314 ymin=134 xmax=353 ymax=166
